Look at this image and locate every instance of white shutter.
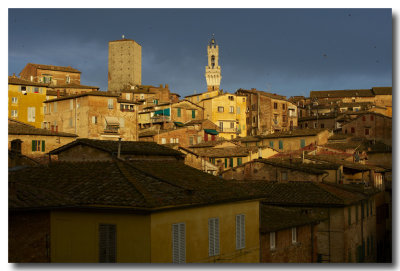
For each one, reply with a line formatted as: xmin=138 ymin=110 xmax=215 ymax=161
xmin=27 ymin=107 xmax=31 ymax=122
xmin=240 ymin=214 xmax=245 ymax=249
xmin=172 ymin=223 xmax=185 ymax=263
xmin=209 ymin=219 xmax=214 ymax=256
xmin=270 ymin=232 xmax=276 ymax=250
xmin=236 ymin=215 xmax=241 ymax=249
xmin=179 ymin=223 xmax=185 ymax=263
xmin=292 ymin=227 xmax=297 ymax=244
xmin=172 ymin=224 xmax=179 ymax=263
xmin=70 ymin=100 xmax=73 ymax=110
xmin=214 ymin=218 xmax=220 ymax=255
xmin=32 ymin=107 xmax=35 ymax=121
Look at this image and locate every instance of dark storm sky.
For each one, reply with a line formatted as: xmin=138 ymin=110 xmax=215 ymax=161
xmin=8 ymin=8 xmax=392 ymax=98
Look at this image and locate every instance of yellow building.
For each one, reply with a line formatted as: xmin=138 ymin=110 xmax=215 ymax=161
xmin=9 ymin=159 xmax=261 ymax=263
xmin=8 ymin=75 xmax=48 ymax=128
xmin=188 ymin=92 xmax=247 ymax=140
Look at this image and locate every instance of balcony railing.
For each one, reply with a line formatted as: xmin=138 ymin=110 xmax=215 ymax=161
xmin=220 ymin=127 xmax=239 ymax=133
xmin=151 ymin=115 xmax=171 ymax=123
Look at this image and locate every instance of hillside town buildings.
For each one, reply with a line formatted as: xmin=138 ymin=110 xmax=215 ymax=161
xmin=8 ymin=35 xmax=392 ymax=263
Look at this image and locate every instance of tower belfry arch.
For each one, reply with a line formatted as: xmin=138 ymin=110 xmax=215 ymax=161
xmin=205 ymin=34 xmax=221 ymax=92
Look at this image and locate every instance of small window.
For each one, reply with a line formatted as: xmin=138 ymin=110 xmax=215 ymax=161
xmin=228 ymin=96 xmax=234 ymax=101
xmin=170 ymin=138 xmax=174 ymax=144
xmin=161 ymin=138 xmax=166 ymax=144
xmin=208 ymin=218 xmax=220 ymax=256
xmin=177 ymin=108 xmax=181 ymax=117
xmin=351 ymin=127 xmax=355 ymax=134
xmin=92 ymin=116 xmax=97 ymax=124
xmin=11 ymin=97 xmax=18 ymax=104
xmin=321 ymin=123 xmax=325 ymax=128
xmin=274 ymin=102 xmax=278 ymax=109
xmin=66 ymin=76 xmax=70 ymax=84
xmin=192 ymin=110 xmax=196 ymax=119
xmin=230 ymin=122 xmax=234 ymax=128
xmin=270 ymin=232 xmax=276 ymax=250
xmin=219 ymin=122 xmax=223 ymax=131
xmin=27 ymin=107 xmax=36 ymax=122
xmin=281 ymin=172 xmax=288 ymax=181
xmin=108 ymin=99 xmax=114 ymax=109
xmin=365 ymin=128 xmax=370 ymax=135
xmin=269 ymin=141 xmax=274 ymax=148
xmin=282 ymin=104 xmax=286 ymax=110
xmin=300 ymin=139 xmax=306 ymax=148
xmin=291 ymin=227 xmax=297 ymax=244
xmin=218 ymin=106 xmax=224 ymax=112
xmin=229 ymin=106 xmax=234 ymax=113
xmin=126 ymin=93 xmax=131 ymax=100
xmin=237 ymin=157 xmax=242 ymax=166
xmin=362 ymin=116 xmax=366 ymax=121
xmin=189 ymin=136 xmax=194 ymax=145
xmin=279 ymin=140 xmax=283 ymax=150
xmin=236 ymin=214 xmax=245 ymax=249
xmin=370 ymin=115 xmax=374 ymax=121
xmin=172 ymin=223 xmax=186 ymax=263
xmin=11 ymin=110 xmax=18 ymax=118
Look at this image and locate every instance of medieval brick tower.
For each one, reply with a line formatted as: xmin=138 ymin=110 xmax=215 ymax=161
xmin=108 ymin=36 xmax=142 ymax=93
xmin=205 ymin=35 xmax=221 ymax=92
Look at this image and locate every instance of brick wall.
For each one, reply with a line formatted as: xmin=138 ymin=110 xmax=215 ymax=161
xmin=260 ymin=224 xmax=317 ymax=263
xmin=9 ymin=211 xmax=51 ymax=263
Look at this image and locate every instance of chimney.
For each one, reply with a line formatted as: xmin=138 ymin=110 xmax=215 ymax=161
xmin=159 ymin=84 xmax=163 ymax=88
xmin=165 ymin=84 xmax=169 ymax=89
xmin=117 ymin=138 xmax=122 ymax=158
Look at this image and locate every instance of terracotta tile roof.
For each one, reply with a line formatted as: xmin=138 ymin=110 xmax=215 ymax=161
xmin=310 ymin=89 xmax=374 ymax=98
xmin=260 ymin=205 xmax=327 ymax=233
xmin=298 ymin=114 xmax=338 ymax=121
xmin=49 ymin=83 xmax=100 ymax=89
xmin=191 ymin=146 xmax=250 ymax=158
xmin=236 ymin=88 xmax=287 ymax=101
xmin=44 ymin=91 xmax=119 ymax=103
xmin=8 ymin=119 xmax=78 ymax=137
xmin=254 ymin=159 xmax=328 ymax=175
xmin=259 ymin=128 xmax=329 ymax=139
xmin=8 ymin=76 xmax=49 ymax=87
xmin=232 ymin=135 xmax=261 ymax=143
xmin=372 ymin=87 xmax=392 ymax=95
xmin=9 ymin=160 xmax=264 ymax=211
xmin=304 ymin=155 xmax=382 ymax=171
xmin=48 ymin=138 xmax=185 ymax=158
xmin=117 ymin=98 xmax=141 ymax=104
xmin=27 ymin=63 xmax=81 ymax=73
xmin=189 ymin=140 xmax=231 ymax=148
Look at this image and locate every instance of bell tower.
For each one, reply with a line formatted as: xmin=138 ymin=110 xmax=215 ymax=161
xmin=205 ymin=34 xmax=221 ymax=92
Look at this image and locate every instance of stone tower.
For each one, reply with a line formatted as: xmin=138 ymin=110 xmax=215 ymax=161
xmin=205 ymin=35 xmax=221 ymax=92
xmin=108 ymin=37 xmax=142 ymax=93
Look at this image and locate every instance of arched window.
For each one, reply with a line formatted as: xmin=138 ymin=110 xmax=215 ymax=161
xmin=211 ymin=55 xmax=215 ymax=68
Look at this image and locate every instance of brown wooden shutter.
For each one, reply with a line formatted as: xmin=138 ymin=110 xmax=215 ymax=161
xmin=99 ymin=224 xmax=116 ymax=263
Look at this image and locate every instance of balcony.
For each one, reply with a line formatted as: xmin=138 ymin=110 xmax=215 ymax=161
xmin=151 ymin=115 xmax=171 ymax=123
xmin=220 ymin=127 xmax=239 ymax=133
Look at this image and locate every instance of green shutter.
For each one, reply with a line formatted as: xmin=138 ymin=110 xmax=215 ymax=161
xmin=269 ymin=141 xmax=274 ymax=148
xmin=177 ymin=108 xmax=181 ymax=117
xmin=229 ymin=158 xmax=233 ymax=168
xmin=192 ymin=110 xmax=195 ymax=119
xmin=300 ymin=139 xmax=305 ymax=148
xmin=42 ymin=140 xmax=45 ymax=152
xmin=279 ymin=140 xmax=283 ymax=150
xmin=237 ymin=158 xmax=242 ymax=166
xmin=32 ymin=140 xmax=36 ymax=151
xmin=224 ymin=158 xmax=227 ymax=168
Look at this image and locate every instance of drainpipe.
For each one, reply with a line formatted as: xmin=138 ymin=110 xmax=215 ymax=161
xmin=75 ymin=98 xmax=77 ymax=134
xmin=117 ymin=137 xmax=122 ymax=159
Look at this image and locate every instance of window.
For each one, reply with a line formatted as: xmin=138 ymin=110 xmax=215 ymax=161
xmin=229 ymin=106 xmax=234 ymax=113
xmin=274 ymin=102 xmax=278 ymax=109
xmin=230 ymin=122 xmax=235 ymax=129
xmin=282 ymin=104 xmax=286 ymax=110
xmin=229 ymin=158 xmax=234 ymax=168
xmin=31 ymin=140 xmax=45 ymax=152
xmin=281 ymin=171 xmax=288 ymax=181
xmin=370 ymin=115 xmax=374 ymax=121
xmin=269 ymin=141 xmax=274 ymax=148
xmin=282 ymin=115 xmax=286 ymax=122
xmin=161 ymin=138 xmax=166 ymax=144
xmin=140 ymin=94 xmax=145 ymax=100
xmin=228 ymin=96 xmax=234 ymax=101
xmin=66 ymin=76 xmax=70 ymax=84
xmin=208 ymin=218 xmax=220 ymax=256
xmin=177 ymin=108 xmax=181 ymax=117
xmin=218 ymin=106 xmax=224 ymax=112
xmin=362 ymin=116 xmax=366 ymax=121
xmin=291 ymin=227 xmax=297 ymax=244
xmin=224 ymin=158 xmax=228 ymax=168
xmin=192 ymin=110 xmax=196 ymax=119
xmin=219 ymin=122 xmax=223 ymax=131
xmin=237 ymin=157 xmax=242 ymax=166
xmin=176 ymin=138 xmax=179 ymax=144
xmin=11 ymin=97 xmax=17 ymax=104
xmin=126 ymin=93 xmax=131 ymax=100
xmin=172 ymin=223 xmax=186 ymax=263
xmin=108 ymin=99 xmax=114 ymax=109
xmin=321 ymin=123 xmax=325 ymax=128
xmin=300 ymin=139 xmax=306 ymax=148
xmin=270 ymin=232 xmax=276 ymax=250
xmin=253 ymin=116 xmax=256 ymax=123
xmin=237 ymin=107 xmax=240 ymax=114
xmin=11 ymin=110 xmax=18 ymax=118
xmin=11 ymin=139 xmax=22 ymax=153
xmin=279 ymin=140 xmax=283 ymax=150
xmin=27 ymin=107 xmax=36 ymax=122
xmin=189 ymin=136 xmax=194 ymax=145
xmin=197 ymin=136 xmax=202 ymax=144
xmin=236 ymin=214 xmax=245 ymax=249
xmin=365 ymin=128 xmax=370 ymax=135
xmin=42 ymin=75 xmax=52 ymax=83
xmin=351 ymin=127 xmax=355 ymax=134
xmin=153 ymin=99 xmax=158 ymax=105
xmin=92 ymin=116 xmax=97 ymax=124
xmin=34 ymin=87 xmax=39 ymax=93
xmin=314 ymin=122 xmax=317 ymax=128
xmin=170 ymin=138 xmax=174 ymax=144
xmin=99 ymin=224 xmax=116 ymax=263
